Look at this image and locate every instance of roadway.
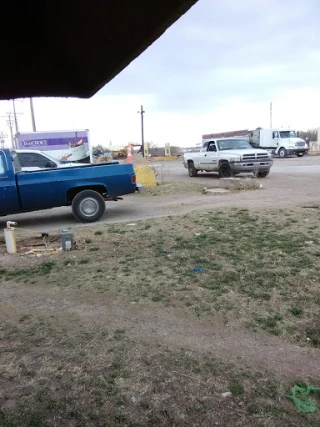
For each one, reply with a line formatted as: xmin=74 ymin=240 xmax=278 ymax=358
xmin=1 ymin=155 xmax=320 ymax=233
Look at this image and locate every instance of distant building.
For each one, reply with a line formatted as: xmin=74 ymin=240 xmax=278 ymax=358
xmin=202 ymin=129 xmax=249 ymax=139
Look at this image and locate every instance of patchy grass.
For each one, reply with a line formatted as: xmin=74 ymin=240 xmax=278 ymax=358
xmin=0 ymin=261 xmax=55 ymax=282
xmin=50 ymin=208 xmax=320 ymax=347
xmin=3 ymin=209 xmax=320 ymax=346
xmin=0 ymin=312 xmax=313 ymax=427
xmin=137 ymin=181 xmax=205 ymax=196
xmin=1 ymin=208 xmax=320 ymax=425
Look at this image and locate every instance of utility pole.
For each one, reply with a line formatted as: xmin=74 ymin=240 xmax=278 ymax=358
xmin=0 ymin=132 xmax=8 ymax=148
xmin=270 ymin=102 xmax=272 ymax=128
xmin=30 ymin=98 xmax=36 ymax=131
xmin=3 ymin=104 xmax=22 ymax=148
xmin=137 ymin=105 xmax=145 ymax=157
xmin=3 ymin=113 xmax=15 ymax=149
xmin=12 ymin=100 xmax=19 ymax=134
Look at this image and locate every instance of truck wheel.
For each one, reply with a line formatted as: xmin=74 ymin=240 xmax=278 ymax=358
xmin=219 ymin=162 xmax=233 ymax=178
xmin=72 ymin=190 xmax=106 ymax=222
xmin=257 ymin=171 xmax=269 ymax=178
xmin=278 ymin=148 xmax=287 ymax=158
xmin=188 ymin=162 xmax=198 ymax=177
xmin=297 ymin=152 xmax=304 ymax=157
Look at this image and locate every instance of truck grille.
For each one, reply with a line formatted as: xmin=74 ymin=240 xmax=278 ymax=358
xmin=242 ymin=153 xmax=269 ymax=160
xmin=296 ymin=141 xmax=305 ymax=147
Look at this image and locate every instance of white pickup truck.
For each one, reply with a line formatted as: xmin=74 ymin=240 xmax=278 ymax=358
xmin=183 ymin=137 xmax=273 ymax=178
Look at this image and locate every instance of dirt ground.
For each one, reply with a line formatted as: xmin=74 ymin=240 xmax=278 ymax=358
xmin=1 ymin=207 xmax=320 ymax=426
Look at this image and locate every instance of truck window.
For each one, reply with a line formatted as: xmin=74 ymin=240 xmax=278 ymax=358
xmin=201 ymin=142 xmax=209 ymax=152
xmin=217 ymin=139 xmax=251 ymax=150
xmin=208 ymin=142 xmax=217 ymax=152
xmin=0 ymin=153 xmax=5 ymax=175
xmin=18 ymin=153 xmax=54 ymax=168
xmin=280 ymin=130 xmax=296 ymax=138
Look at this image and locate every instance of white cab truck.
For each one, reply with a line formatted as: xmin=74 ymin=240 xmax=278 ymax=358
xmin=183 ymin=137 xmax=273 ymax=178
xmin=249 ymin=128 xmax=308 ymax=158
xmin=15 ymin=150 xmax=85 ymax=171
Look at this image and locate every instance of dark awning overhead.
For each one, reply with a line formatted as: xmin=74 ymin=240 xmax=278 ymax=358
xmin=1 ymin=0 xmax=198 ymax=100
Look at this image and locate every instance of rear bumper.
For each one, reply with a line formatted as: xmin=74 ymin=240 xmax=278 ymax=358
xmin=230 ymin=159 xmax=273 ymax=173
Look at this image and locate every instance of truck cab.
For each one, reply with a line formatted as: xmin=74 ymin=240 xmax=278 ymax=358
xmin=15 ymin=150 xmax=85 ymax=171
xmin=249 ymin=128 xmax=308 ymax=158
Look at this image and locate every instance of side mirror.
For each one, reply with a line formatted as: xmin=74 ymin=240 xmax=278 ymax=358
xmin=45 ymin=161 xmax=57 ymax=168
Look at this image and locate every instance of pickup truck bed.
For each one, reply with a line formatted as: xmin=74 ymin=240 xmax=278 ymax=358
xmin=0 ymin=149 xmax=137 ymax=222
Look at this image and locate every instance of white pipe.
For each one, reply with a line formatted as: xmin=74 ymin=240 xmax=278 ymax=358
xmin=4 ymin=228 xmax=17 ymax=254
xmin=6 ymin=221 xmax=17 ymax=228
xmin=4 ymin=222 xmax=17 ymax=254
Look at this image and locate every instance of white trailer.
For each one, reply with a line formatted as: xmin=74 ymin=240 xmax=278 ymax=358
xmin=249 ymin=128 xmax=308 ymax=158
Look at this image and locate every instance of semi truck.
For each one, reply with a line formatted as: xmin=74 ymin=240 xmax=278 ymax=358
xmin=16 ymin=130 xmax=91 ymax=163
xmin=248 ymin=128 xmax=308 ymax=158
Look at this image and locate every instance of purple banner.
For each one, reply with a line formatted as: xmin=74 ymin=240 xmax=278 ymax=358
xmin=20 ymin=137 xmax=88 ymax=149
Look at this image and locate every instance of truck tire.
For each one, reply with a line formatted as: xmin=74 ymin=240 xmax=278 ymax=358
xmin=278 ymin=148 xmax=287 ymax=158
xmin=257 ymin=171 xmax=269 ymax=178
xmin=72 ymin=190 xmax=106 ymax=222
xmin=188 ymin=161 xmax=198 ymax=177
xmin=219 ymin=162 xmax=233 ymax=178
xmin=297 ymin=152 xmax=305 ymax=157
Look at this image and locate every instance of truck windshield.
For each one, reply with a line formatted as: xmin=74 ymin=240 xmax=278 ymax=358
xmin=217 ymin=139 xmax=251 ymax=151
xmin=280 ymin=131 xmax=296 ymax=138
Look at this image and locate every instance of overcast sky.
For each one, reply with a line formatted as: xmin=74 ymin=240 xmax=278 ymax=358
xmin=1 ymin=0 xmax=320 ymax=148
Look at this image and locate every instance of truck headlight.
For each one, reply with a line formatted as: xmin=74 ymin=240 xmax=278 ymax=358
xmin=230 ymin=157 xmax=240 ymax=162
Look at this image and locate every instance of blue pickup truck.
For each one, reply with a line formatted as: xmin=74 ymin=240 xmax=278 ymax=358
xmin=0 ymin=149 xmax=137 ymax=222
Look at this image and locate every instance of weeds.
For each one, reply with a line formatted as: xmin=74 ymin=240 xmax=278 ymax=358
xmin=229 ymin=378 xmax=245 ymax=396
xmin=0 ymin=261 xmax=55 ymax=281
xmin=289 ymin=306 xmax=304 ymax=317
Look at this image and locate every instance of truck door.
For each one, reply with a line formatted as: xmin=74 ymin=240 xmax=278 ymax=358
xmin=199 ymin=141 xmax=218 ymax=170
xmin=0 ymin=151 xmax=14 ymax=215
xmin=272 ymin=131 xmax=280 ymax=149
